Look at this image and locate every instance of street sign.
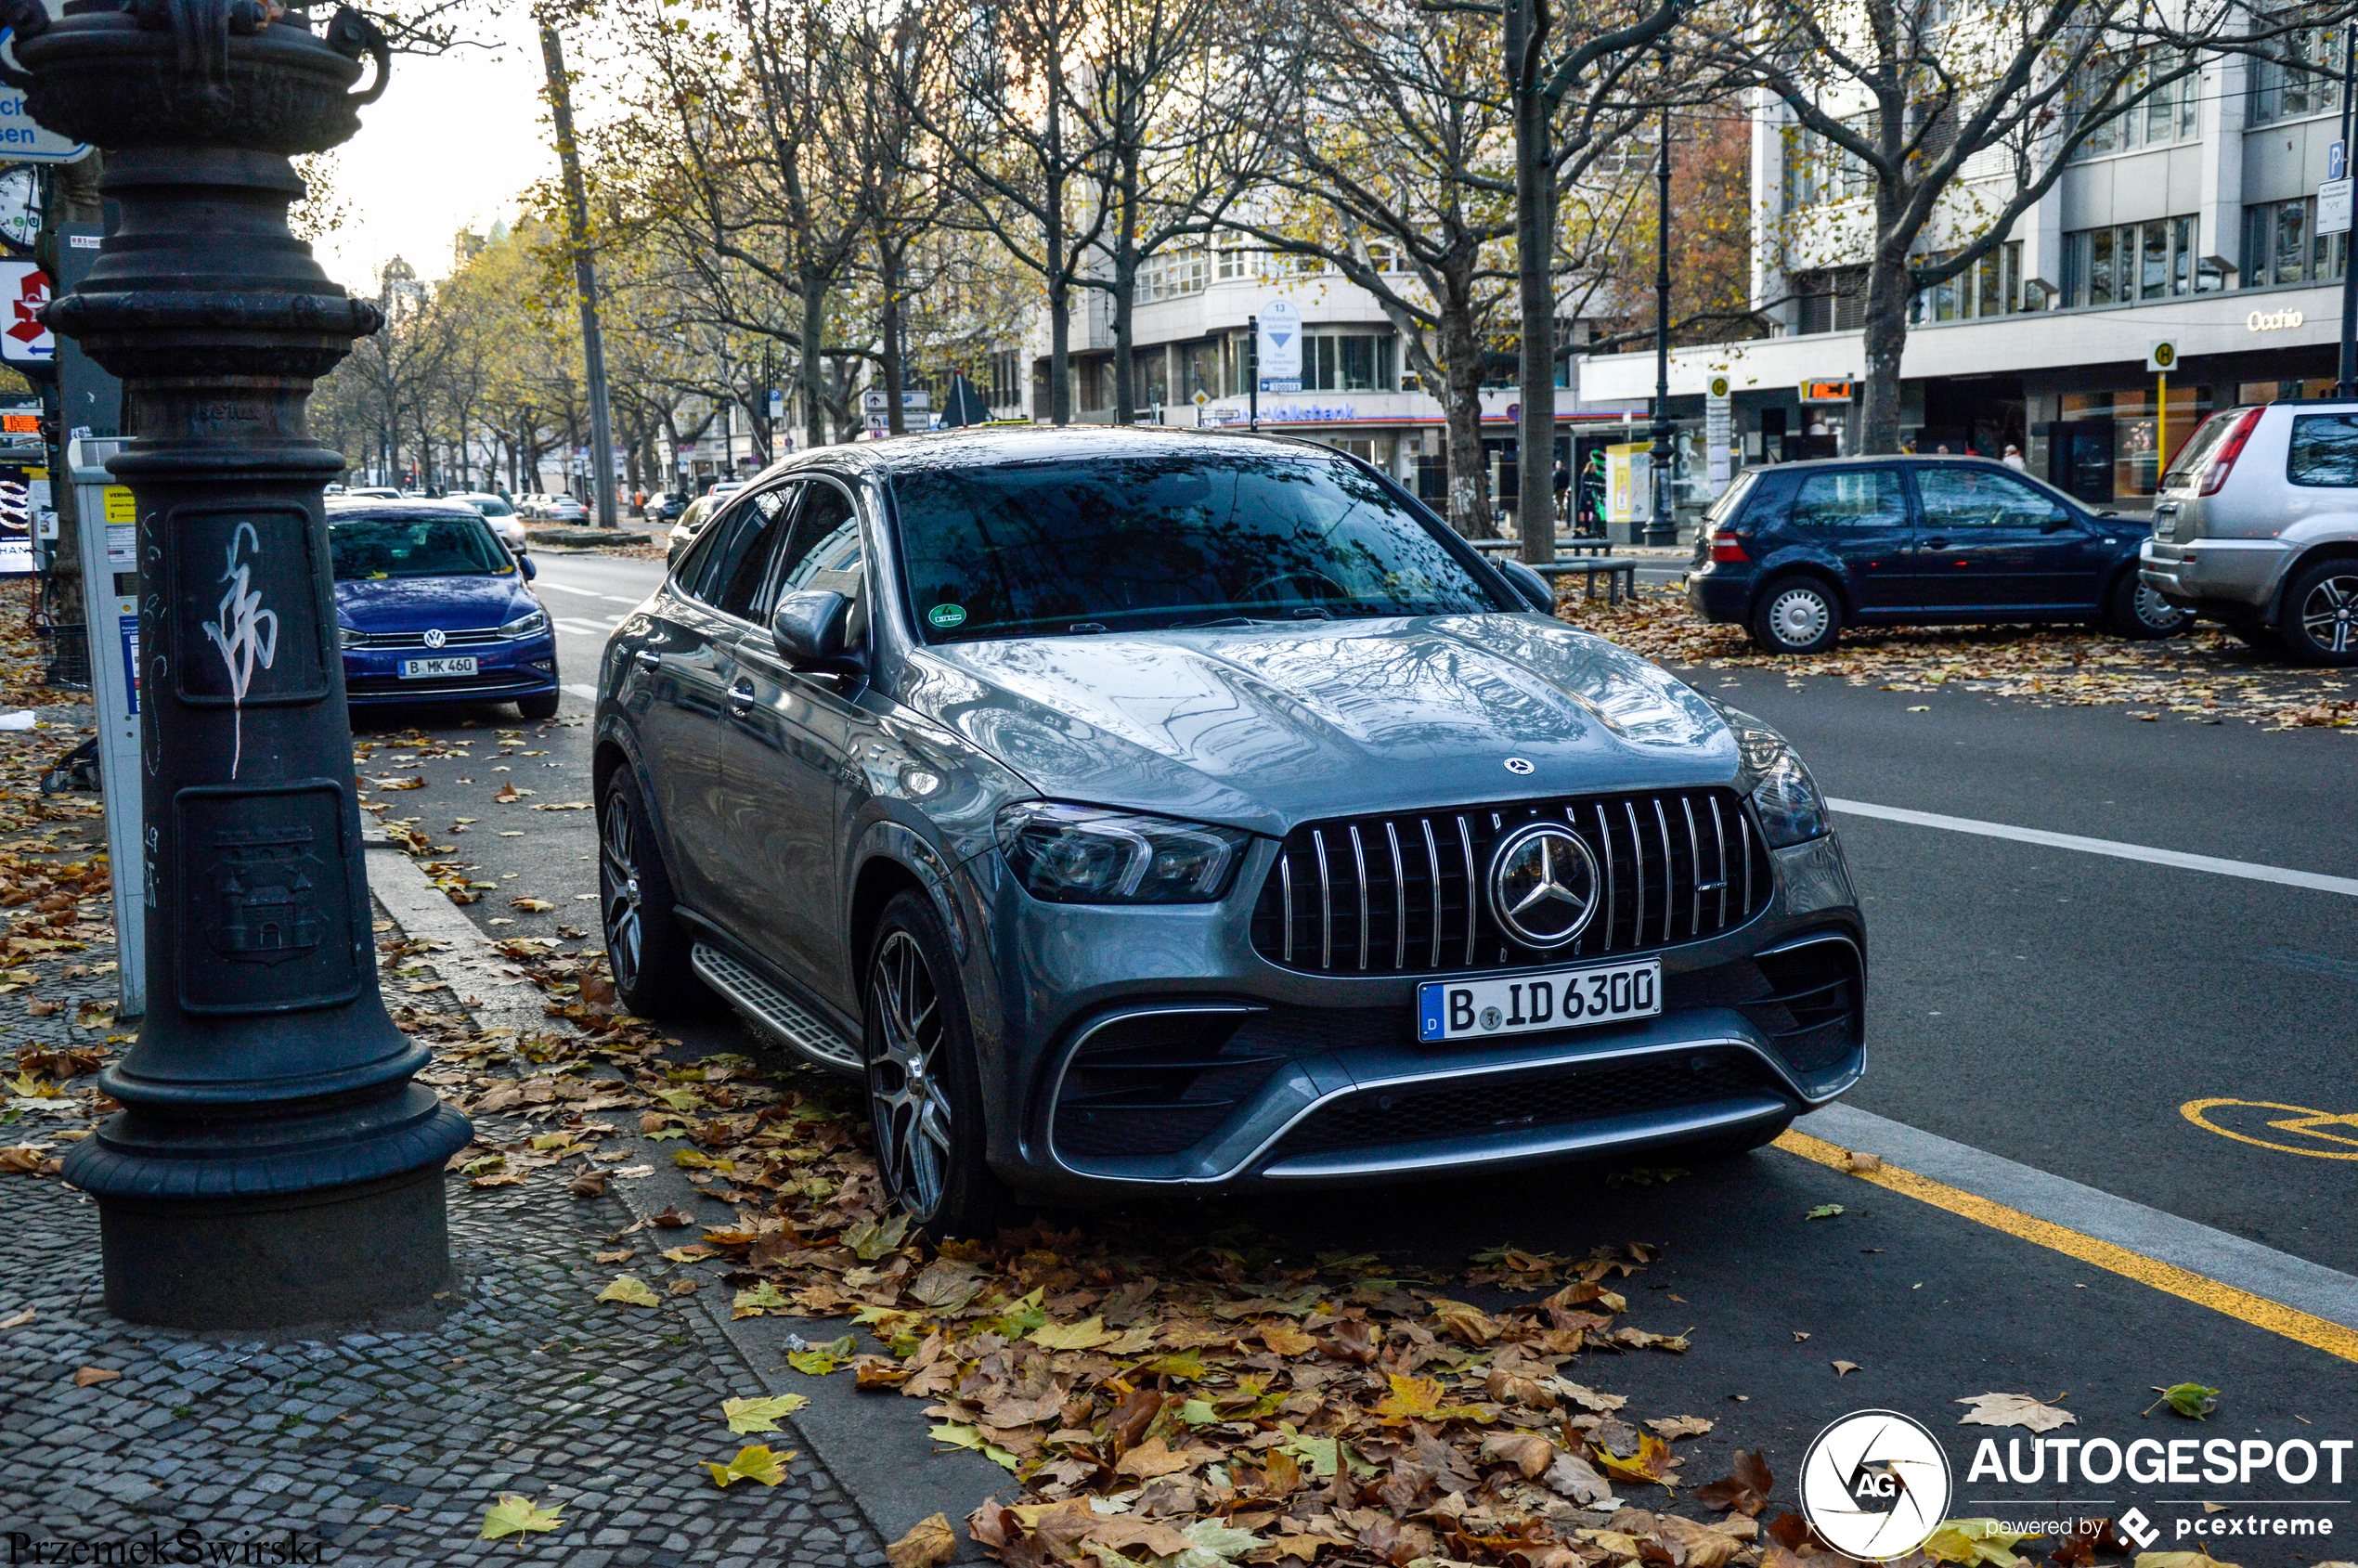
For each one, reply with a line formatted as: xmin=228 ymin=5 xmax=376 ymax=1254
xmin=1257 ymin=298 xmax=1301 ymax=393
xmin=2145 ymin=339 xmax=2178 ymax=372
xmin=2321 ymin=177 xmax=2353 ymax=238
xmin=1705 ymin=376 xmax=1733 ymax=496
xmin=2333 ymin=138 xmax=2349 ymax=182
xmin=768 ymin=387 xmax=785 ymax=422
xmin=0 ymin=258 xmax=49 ymax=364
xmin=861 ymin=389 xmax=932 ymax=412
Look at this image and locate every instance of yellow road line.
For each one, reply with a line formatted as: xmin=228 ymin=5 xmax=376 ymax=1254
xmin=1773 ymin=1129 xmax=2358 ymax=1365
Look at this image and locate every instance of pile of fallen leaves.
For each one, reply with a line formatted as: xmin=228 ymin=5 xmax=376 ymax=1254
xmin=1557 ymin=584 xmax=2356 ymax=732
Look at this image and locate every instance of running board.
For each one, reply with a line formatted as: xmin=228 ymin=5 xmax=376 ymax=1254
xmin=692 ymin=943 xmax=862 ymax=1077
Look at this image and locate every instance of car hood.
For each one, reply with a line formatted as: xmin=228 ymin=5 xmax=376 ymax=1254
xmin=334 ymin=573 xmax=535 ymax=632
xmin=899 ymin=616 xmax=1742 ymax=836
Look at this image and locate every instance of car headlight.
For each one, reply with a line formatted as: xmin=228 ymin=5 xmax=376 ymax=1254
xmin=339 ymin=624 xmax=368 ymax=649
xmin=996 ymin=801 xmax=1250 ymax=903
xmin=1748 ymin=746 xmax=1830 ymax=848
xmin=499 ymin=609 xmax=549 ymax=639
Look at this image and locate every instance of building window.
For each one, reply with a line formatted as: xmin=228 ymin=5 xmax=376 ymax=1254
xmin=1214 ymin=236 xmax=1261 ymax=281
xmin=1137 ymin=249 xmax=1208 ymax=304
xmin=988 ymin=349 xmax=1021 ymax=411
xmin=1302 ymin=332 xmax=1395 ymax=392
xmin=1794 ymin=266 xmax=1867 ymax=333
xmin=2070 ymin=49 xmax=2201 ymax=159
xmin=2061 ymin=218 xmax=2208 ymax=306
xmin=2244 ymin=196 xmax=2350 ymax=286
xmin=2250 ymin=27 xmax=2345 ymax=125
xmin=1781 ymin=120 xmax=1872 ymax=211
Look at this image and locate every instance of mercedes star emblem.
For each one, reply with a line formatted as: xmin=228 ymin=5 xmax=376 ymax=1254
xmin=1487 ymin=822 xmax=1600 ymax=949
xmin=422 ymin=628 xmax=446 ymax=650
xmin=1503 ymin=757 xmax=1535 ymax=775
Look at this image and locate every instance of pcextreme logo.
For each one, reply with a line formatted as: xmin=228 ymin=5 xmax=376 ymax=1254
xmin=1799 ymin=1410 xmax=1954 ymax=1561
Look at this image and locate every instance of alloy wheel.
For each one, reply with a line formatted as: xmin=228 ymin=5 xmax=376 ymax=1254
xmin=1766 ymin=586 xmax=1831 ymax=649
xmin=869 ymin=929 xmax=955 ymax=1222
xmin=2299 ymin=572 xmax=2358 ymax=655
xmin=600 ymin=790 xmax=645 ymax=995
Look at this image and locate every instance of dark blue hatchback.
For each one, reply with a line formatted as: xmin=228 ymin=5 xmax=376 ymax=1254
xmin=328 ymin=500 xmax=561 ymax=719
xmin=1686 ymin=456 xmax=2192 ymax=654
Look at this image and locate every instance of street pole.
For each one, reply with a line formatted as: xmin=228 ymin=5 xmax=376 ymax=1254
xmin=1248 ymin=316 xmax=1259 ymax=431
xmin=26 ymin=0 xmax=470 ymax=1328
xmin=2340 ymin=22 xmax=2356 ymax=396
xmin=1644 ymin=80 xmax=1676 ymax=548
xmin=540 ymin=23 xmax=618 ymax=530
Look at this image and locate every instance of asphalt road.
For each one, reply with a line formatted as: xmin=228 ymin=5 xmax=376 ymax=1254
xmin=353 ymin=548 xmax=2358 ymax=1550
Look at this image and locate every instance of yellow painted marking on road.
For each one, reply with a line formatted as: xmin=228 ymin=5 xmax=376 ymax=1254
xmin=1774 ymin=1128 xmax=2358 ymax=1364
xmin=2181 ymin=1098 xmax=2358 ymax=1160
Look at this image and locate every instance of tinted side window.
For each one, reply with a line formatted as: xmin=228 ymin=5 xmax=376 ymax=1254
xmin=2288 ymin=415 xmax=2358 ymax=487
xmin=702 ymin=489 xmax=795 ymax=615
xmin=1789 ymin=469 xmax=1906 ymax=529
xmin=1916 ymin=467 xmax=2061 ymax=528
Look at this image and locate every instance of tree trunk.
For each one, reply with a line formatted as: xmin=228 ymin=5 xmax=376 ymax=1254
xmin=1858 ymin=243 xmax=1911 ymax=454
xmin=801 ymin=286 xmax=827 ymax=449
xmin=1111 ymin=265 xmax=1136 ymax=426
xmin=881 ymin=240 xmax=906 ymax=437
xmin=1441 ymin=314 xmax=1494 ymax=539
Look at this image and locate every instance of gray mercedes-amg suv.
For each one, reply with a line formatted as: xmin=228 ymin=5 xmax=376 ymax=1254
xmin=593 ymin=428 xmax=1865 ymax=1237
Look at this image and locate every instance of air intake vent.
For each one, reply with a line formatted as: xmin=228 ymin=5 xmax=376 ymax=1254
xmin=1249 ymin=788 xmax=1771 ymax=975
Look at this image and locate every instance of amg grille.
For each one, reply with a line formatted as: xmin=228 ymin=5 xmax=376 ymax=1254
xmin=1249 ymin=788 xmax=1771 ymax=975
xmin=1270 ymin=1051 xmax=1784 ymax=1156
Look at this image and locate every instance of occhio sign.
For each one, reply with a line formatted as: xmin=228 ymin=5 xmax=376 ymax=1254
xmin=2248 ymin=307 xmax=2306 ymax=332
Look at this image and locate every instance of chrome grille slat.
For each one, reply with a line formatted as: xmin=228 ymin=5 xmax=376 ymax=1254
xmin=1251 ymin=788 xmax=1770 ymax=977
xmin=1348 ymin=823 xmax=1370 ymax=971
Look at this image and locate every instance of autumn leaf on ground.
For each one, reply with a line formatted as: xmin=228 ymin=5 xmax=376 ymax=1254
xmin=71 ymin=1366 xmax=121 ymax=1387
xmin=1591 ymin=1431 xmax=1679 ymax=1489
xmin=595 ymin=1275 xmax=659 ymax=1308
xmin=1833 ymin=1360 xmax=1861 ymax=1376
xmin=1113 ymin=1435 xmax=1215 ymax=1480
xmin=1257 ymin=1319 xmax=1316 ymax=1355
xmin=885 ymin=1513 xmax=957 ymax=1568
xmin=648 ymin=1204 xmax=693 ymax=1226
xmin=492 ymin=782 xmax=523 ymax=802
xmin=1428 ymin=1297 xmax=1504 ymax=1344
xmin=843 ymin=1213 xmax=910 ymax=1260
xmin=1957 ymin=1393 xmax=2077 ymax=1432
xmin=1648 ymin=1416 xmax=1715 ymax=1439
xmin=1844 ymin=1150 xmax=1884 ymax=1173
xmin=1921 ymin=1519 xmax=2032 ymax=1566
xmin=703 ymin=1443 xmax=791 ymax=1487
xmin=479 ymin=1493 xmax=563 ymax=1543
xmin=1805 ymin=1203 xmax=1846 ymax=1220
xmin=2128 ymin=1555 xmax=2244 ymax=1568
xmin=510 ymin=897 xmax=554 ymax=912
xmin=1029 ymin=1314 xmax=1116 ymax=1351
xmin=0 ymin=1307 xmax=32 ymax=1330
xmin=1693 ymin=1449 xmax=1773 ymax=1516
xmin=1373 ymin=1373 xmax=1445 ymax=1423
xmin=2148 ymin=1382 xmax=2220 ymax=1419
xmin=786 ymin=1334 xmax=856 ymax=1375
xmin=722 ymin=1393 xmax=810 ymax=1432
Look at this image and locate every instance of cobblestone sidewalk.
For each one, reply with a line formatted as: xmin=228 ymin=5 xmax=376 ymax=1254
xmin=0 ymin=1169 xmax=889 ymax=1565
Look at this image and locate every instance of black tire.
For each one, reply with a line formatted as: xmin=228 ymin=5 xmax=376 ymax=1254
xmin=864 ymin=889 xmax=1014 ymax=1242
xmin=1749 ymin=576 xmax=1842 ymax=654
xmin=2104 ymin=572 xmax=2194 ymax=640
xmin=2280 ymin=559 xmax=2358 ymax=666
xmin=597 ymin=769 xmax=709 ymax=1017
xmin=516 ymin=690 xmax=561 ymax=720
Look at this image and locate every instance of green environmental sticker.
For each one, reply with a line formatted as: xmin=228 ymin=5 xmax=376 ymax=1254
xmin=927 ymin=603 xmax=967 ymax=629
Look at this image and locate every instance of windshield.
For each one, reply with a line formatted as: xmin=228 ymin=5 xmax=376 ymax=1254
xmin=330 ymin=515 xmax=513 ymax=579
xmin=890 ymin=450 xmax=1503 ymax=641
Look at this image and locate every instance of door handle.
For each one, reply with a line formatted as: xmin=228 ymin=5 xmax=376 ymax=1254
xmin=1924 ymin=537 xmax=1950 ymax=551
xmin=634 ymin=648 xmax=662 ymax=670
xmin=728 ymin=679 xmax=755 ymax=712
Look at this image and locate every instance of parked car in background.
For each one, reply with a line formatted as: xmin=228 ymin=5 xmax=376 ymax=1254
xmin=345 ymin=486 xmax=402 ymax=500
xmin=594 ymin=428 xmax=1864 ymax=1238
xmin=652 ymin=492 xmax=688 ymax=524
xmin=2139 ymin=401 xmax=2358 ymax=665
xmin=539 ymin=494 xmax=592 ymax=525
xmin=1687 ymin=456 xmax=2191 ymax=654
xmin=328 ymin=499 xmax=561 ymax=720
xmin=447 ymin=491 xmax=528 ymax=554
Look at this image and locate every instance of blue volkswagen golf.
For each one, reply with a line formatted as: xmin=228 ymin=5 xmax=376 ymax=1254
xmin=329 ymin=499 xmax=561 ymax=719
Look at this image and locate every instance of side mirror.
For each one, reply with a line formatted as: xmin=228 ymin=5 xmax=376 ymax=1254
xmin=771 ymin=589 xmax=853 ymax=667
xmin=1495 ymin=557 xmax=1556 ymax=615
xmin=518 ymin=553 xmax=538 ymax=579
xmin=2041 ymin=511 xmax=2072 ymax=533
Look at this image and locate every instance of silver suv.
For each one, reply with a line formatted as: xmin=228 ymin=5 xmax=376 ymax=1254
xmin=2140 ymin=401 xmax=2358 ymax=663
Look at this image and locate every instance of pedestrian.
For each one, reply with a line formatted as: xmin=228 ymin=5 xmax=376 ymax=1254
xmin=1934 ymin=443 xmax=1950 ymax=455
xmin=1552 ymin=461 xmax=1571 ymax=523
xmin=2002 ymin=444 xmax=2028 ymax=471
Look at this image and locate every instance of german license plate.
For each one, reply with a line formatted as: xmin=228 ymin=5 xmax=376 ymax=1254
xmin=1417 ymin=958 xmax=1662 ymax=1043
xmin=399 ymin=655 xmax=477 ymax=679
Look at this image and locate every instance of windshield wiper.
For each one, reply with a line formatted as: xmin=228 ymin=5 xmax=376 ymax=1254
xmin=1166 ymin=615 xmax=1260 ymax=630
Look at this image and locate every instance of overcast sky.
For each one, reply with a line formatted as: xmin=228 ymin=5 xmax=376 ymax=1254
xmin=314 ymin=7 xmax=557 ymax=290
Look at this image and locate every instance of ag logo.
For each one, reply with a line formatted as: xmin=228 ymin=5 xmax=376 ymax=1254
xmin=1798 ymin=1410 xmax=1951 ymax=1562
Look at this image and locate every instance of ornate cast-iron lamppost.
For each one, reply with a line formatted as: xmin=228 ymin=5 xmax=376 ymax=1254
xmin=9 ymin=0 xmax=472 ymax=1329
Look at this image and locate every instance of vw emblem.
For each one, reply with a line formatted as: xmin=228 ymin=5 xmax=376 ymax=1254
xmin=1487 ymin=822 xmax=1599 ymax=949
xmin=422 ymin=628 xmax=447 ymax=650
xmin=1502 ymin=757 xmax=1535 ymax=775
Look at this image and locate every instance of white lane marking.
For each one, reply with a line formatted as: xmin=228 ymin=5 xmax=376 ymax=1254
xmin=540 ymin=579 xmax=642 ymax=604
xmin=563 ymin=683 xmax=599 ymax=700
xmin=1799 ymin=1102 xmax=2358 ymax=1331
xmin=1828 ymin=797 xmax=2358 ymax=898
xmin=551 ymin=617 xmax=610 ymax=637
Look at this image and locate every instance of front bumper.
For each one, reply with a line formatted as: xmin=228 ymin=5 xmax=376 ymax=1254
xmin=972 ymin=831 xmax=1863 ymax=1199
xmin=343 ymin=633 xmax=560 ymax=706
xmin=2139 ymin=538 xmax=2292 ymax=614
